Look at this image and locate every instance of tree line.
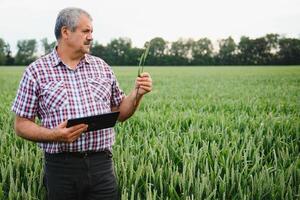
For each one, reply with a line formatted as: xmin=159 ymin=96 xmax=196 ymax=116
xmin=0 ymin=34 xmax=299 ymax=66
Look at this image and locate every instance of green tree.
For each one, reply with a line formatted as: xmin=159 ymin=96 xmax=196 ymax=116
xmin=238 ymin=36 xmax=254 ymax=65
xmin=251 ymin=37 xmax=269 ymax=64
xmin=217 ymin=37 xmax=237 ymax=65
xmin=91 ymin=41 xmax=107 ymax=59
xmin=169 ymin=38 xmax=193 ymax=65
xmin=278 ymin=38 xmax=300 ymax=65
xmin=238 ymin=35 xmax=280 ymax=65
xmin=41 ymin=38 xmax=56 ymax=55
xmin=106 ymin=37 xmax=132 ymax=65
xmin=191 ymin=38 xmax=213 ymax=65
xmin=265 ymin=34 xmax=279 ymax=52
xmin=146 ymin=37 xmax=168 ymax=65
xmin=91 ymin=40 xmax=142 ymax=66
xmin=0 ymin=38 xmax=6 ymax=65
xmin=15 ymin=39 xmax=37 ymax=65
xmin=4 ymin=43 xmax=14 ymax=65
xmin=127 ymin=47 xmax=144 ymax=66
xmin=264 ymin=34 xmax=280 ymax=64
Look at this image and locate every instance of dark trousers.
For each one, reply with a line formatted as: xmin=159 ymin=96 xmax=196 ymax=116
xmin=43 ymin=150 xmax=120 ymax=200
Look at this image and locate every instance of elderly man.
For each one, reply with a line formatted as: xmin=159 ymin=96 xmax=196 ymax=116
xmin=12 ymin=7 xmax=152 ymax=200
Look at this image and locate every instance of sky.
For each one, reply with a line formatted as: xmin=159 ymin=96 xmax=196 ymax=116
xmin=0 ymin=0 xmax=300 ymax=54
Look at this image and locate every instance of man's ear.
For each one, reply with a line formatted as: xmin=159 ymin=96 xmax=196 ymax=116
xmin=61 ymin=26 xmax=70 ymax=39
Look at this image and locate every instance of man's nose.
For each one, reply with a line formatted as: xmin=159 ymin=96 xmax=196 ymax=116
xmin=87 ymin=33 xmax=93 ymax=41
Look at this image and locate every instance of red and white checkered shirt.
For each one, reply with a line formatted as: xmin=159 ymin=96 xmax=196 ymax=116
xmin=12 ymin=49 xmax=125 ymax=153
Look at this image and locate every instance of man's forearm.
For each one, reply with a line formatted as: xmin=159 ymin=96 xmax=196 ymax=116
xmin=14 ymin=116 xmax=55 ymax=142
xmin=117 ymin=89 xmax=143 ymax=122
xmin=113 ymin=72 xmax=152 ymax=122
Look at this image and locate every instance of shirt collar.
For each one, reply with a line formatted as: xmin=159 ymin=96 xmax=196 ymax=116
xmin=49 ymin=48 xmax=62 ymax=67
xmin=83 ymin=54 xmax=91 ymax=64
xmin=49 ymin=47 xmax=91 ymax=68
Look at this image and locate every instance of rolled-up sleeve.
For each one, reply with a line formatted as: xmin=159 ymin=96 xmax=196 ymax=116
xmin=11 ymin=70 xmax=38 ymax=118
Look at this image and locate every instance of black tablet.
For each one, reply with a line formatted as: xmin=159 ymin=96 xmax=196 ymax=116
xmin=66 ymin=111 xmax=120 ymax=132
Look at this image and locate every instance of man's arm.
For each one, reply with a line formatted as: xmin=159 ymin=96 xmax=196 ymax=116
xmin=14 ymin=116 xmax=88 ymax=143
xmin=112 ymin=72 xmax=152 ymax=122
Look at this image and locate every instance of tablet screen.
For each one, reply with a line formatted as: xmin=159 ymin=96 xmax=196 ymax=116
xmin=66 ymin=111 xmax=120 ymax=132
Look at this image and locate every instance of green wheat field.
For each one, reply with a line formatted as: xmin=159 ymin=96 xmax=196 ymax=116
xmin=0 ymin=66 xmax=299 ymax=200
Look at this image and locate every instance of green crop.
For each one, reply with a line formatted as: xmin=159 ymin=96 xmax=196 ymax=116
xmin=0 ymin=66 xmax=299 ymax=200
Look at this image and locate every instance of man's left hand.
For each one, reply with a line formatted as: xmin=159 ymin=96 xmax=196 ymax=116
xmin=135 ymin=72 xmax=152 ymax=96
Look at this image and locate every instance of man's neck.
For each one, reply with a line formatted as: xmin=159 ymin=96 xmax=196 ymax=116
xmin=56 ymin=43 xmax=84 ymax=69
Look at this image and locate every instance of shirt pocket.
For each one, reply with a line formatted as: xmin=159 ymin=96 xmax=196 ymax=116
xmin=40 ymin=81 xmax=68 ymax=112
xmin=88 ymin=77 xmax=112 ymax=105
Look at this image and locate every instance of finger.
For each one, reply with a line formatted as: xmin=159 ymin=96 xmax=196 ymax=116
xmin=137 ymin=77 xmax=152 ymax=82
xmin=66 ymin=126 xmax=88 ymax=142
xmin=139 ymin=85 xmax=152 ymax=92
xmin=67 ymin=124 xmax=88 ymax=133
xmin=137 ymin=81 xmax=152 ymax=87
xmin=58 ymin=120 xmax=68 ymax=128
xmin=69 ymin=126 xmax=87 ymax=138
xmin=140 ymin=72 xmax=150 ymax=78
xmin=137 ymin=79 xmax=152 ymax=84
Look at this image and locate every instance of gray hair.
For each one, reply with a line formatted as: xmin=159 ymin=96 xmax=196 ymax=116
xmin=54 ymin=7 xmax=92 ymax=40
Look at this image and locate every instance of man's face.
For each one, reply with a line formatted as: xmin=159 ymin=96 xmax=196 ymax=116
xmin=67 ymin=14 xmax=93 ymax=55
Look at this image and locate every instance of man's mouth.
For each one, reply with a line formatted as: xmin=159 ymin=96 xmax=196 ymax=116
xmin=84 ymin=42 xmax=91 ymax=45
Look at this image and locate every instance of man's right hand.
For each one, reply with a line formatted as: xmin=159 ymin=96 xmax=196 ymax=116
xmin=52 ymin=121 xmax=88 ymax=143
xmin=14 ymin=115 xmax=88 ymax=143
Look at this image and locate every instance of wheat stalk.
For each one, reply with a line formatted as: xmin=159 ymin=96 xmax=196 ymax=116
xmin=135 ymin=43 xmax=151 ymax=105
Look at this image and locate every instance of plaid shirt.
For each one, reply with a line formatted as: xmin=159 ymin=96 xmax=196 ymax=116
xmin=12 ymin=49 xmax=125 ymax=153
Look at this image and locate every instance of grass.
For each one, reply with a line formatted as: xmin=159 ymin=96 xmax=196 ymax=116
xmin=0 ymin=66 xmax=299 ymax=199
